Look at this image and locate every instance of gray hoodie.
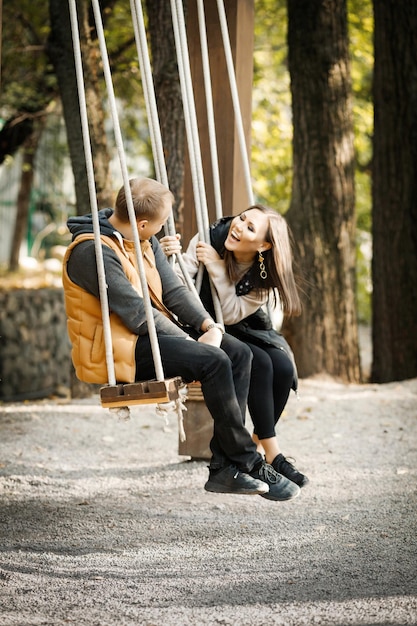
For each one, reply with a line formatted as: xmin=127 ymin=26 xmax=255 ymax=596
xmin=66 ymin=208 xmax=211 ymax=339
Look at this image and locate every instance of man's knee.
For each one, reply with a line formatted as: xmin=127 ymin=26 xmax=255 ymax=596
xmin=238 ymin=341 xmax=253 ymax=361
xmin=221 ymin=334 xmax=253 ymax=364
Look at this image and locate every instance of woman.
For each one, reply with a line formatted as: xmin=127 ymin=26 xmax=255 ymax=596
xmin=161 ymin=204 xmax=308 ymax=487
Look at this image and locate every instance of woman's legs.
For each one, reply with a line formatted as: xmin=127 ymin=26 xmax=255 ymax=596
xmin=245 ymin=341 xmax=309 ymax=486
xmin=252 ymin=434 xmax=280 ymax=464
xmin=246 ymin=342 xmax=293 ymax=432
xmin=246 ymin=342 xmax=294 ymax=463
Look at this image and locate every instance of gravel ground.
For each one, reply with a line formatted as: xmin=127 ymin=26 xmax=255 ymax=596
xmin=0 ymin=374 xmax=416 ymax=626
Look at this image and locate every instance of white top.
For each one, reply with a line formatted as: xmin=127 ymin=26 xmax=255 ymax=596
xmin=177 ymin=234 xmax=268 ymax=325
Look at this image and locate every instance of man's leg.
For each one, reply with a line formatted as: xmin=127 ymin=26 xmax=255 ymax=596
xmin=134 ymin=335 xmax=300 ymax=501
xmin=135 ymin=335 xmax=261 ymax=472
xmin=217 ymin=333 xmax=252 ymax=423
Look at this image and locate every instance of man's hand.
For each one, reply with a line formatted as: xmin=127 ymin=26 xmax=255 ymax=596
xmin=198 ymin=326 xmax=223 ymax=348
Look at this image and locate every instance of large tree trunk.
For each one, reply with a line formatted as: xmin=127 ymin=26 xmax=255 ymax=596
xmin=371 ymin=1 xmax=417 ymax=382
xmin=145 ymin=0 xmax=186 ymax=228
xmin=285 ymin=0 xmax=360 ymax=382
xmin=8 ymin=120 xmax=45 ymax=271
xmin=48 ymin=0 xmax=113 ymax=214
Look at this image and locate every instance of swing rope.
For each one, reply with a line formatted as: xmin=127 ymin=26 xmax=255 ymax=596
xmin=130 ymin=0 xmax=166 ymax=188
xmin=68 ymin=0 xmax=116 ymax=388
xmin=196 ymin=0 xmax=223 ymax=220
xmin=170 ymin=0 xmax=224 ymax=325
xmin=130 ymin=0 xmax=201 ymax=301
xmin=129 ymin=0 xmax=194 ymax=437
xmin=90 ymin=0 xmax=165 ymax=384
xmin=170 ymin=0 xmax=209 ymax=245
xmin=69 ymin=0 xmax=182 ymax=421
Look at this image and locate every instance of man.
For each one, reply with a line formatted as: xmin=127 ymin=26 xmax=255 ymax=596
xmin=62 ymin=177 xmax=300 ymax=501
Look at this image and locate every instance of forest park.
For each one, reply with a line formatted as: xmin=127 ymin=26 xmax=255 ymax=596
xmin=0 ymin=0 xmax=416 ymax=384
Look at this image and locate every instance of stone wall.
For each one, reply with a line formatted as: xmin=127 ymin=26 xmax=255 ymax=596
xmin=0 ymin=288 xmax=71 ymax=401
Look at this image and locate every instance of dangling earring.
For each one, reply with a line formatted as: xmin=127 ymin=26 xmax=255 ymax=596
xmin=258 ymin=251 xmax=267 ymax=279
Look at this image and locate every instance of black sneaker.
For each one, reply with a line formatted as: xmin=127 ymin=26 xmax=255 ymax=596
xmin=272 ymin=453 xmax=309 ymax=488
xmin=250 ymin=461 xmax=300 ymax=501
xmin=204 ymin=465 xmax=269 ymax=495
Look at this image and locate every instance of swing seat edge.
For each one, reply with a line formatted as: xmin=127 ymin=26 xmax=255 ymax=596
xmin=99 ymin=377 xmax=183 ymax=408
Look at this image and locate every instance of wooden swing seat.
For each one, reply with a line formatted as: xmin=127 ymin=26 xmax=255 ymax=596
xmin=100 ymin=377 xmax=183 ymax=408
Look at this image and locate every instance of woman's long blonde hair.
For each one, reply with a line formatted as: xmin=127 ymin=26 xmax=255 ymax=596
xmin=224 ymin=204 xmax=302 ymax=317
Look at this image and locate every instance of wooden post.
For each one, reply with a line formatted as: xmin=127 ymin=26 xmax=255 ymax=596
xmin=182 ymin=0 xmax=254 ymax=245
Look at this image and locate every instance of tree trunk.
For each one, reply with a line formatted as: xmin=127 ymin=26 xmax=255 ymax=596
xmin=145 ymin=0 xmax=186 ymax=227
xmin=285 ymin=0 xmax=360 ymax=382
xmin=48 ymin=0 xmax=113 ymax=214
xmin=8 ymin=121 xmax=45 ymax=271
xmin=371 ymin=1 xmax=417 ymax=382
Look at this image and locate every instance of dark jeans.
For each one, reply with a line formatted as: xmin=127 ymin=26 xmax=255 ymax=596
xmin=246 ymin=341 xmax=294 ymax=439
xmin=134 ymin=333 xmax=262 ymax=473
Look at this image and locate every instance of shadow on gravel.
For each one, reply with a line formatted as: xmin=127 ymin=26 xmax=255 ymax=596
xmin=1 ymin=489 xmax=415 ymax=608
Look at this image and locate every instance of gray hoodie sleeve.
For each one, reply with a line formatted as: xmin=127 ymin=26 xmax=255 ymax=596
xmin=66 ymin=238 xmax=210 ymax=337
xmin=151 ymin=237 xmax=212 ymax=329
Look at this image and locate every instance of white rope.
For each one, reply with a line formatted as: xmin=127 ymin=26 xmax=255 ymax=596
xmin=196 ymin=0 xmax=223 ymax=220
xmin=68 ymin=0 xmax=116 ymax=386
xmin=156 ymin=385 xmax=188 ymax=442
xmin=130 ymin=0 xmax=166 ymax=188
xmin=170 ymin=0 xmax=209 ymax=296
xmin=171 ymin=0 xmax=224 ymax=325
xmin=216 ymin=0 xmax=254 ymax=206
xmin=130 ymin=0 xmax=202 ymax=301
xmin=90 ymin=0 xmax=165 ymax=381
xmin=170 ymin=0 xmax=208 ymax=244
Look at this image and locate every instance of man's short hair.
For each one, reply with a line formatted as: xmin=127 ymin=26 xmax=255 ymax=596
xmin=115 ymin=178 xmax=174 ymax=223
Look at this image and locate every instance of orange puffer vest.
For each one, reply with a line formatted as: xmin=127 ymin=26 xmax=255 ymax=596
xmin=62 ymin=233 xmax=161 ymax=384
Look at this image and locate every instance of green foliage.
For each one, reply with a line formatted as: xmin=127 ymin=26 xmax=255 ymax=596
xmin=253 ymin=0 xmax=374 ymax=322
xmin=252 ymin=0 xmax=292 ymax=212
xmin=253 ymin=0 xmax=373 ymax=218
xmin=1 ymin=1 xmax=151 ymax=168
xmin=1 ymin=1 xmax=56 ymax=116
xmin=103 ymin=3 xmax=142 ymax=101
xmin=348 ymin=0 xmax=373 ymax=234
xmin=101 ymin=4 xmax=153 ymax=175
xmin=348 ymin=0 xmax=373 ymax=320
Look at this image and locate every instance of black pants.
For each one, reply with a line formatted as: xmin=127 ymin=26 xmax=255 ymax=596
xmin=246 ymin=341 xmax=294 ymax=440
xmin=134 ymin=333 xmax=263 ymax=473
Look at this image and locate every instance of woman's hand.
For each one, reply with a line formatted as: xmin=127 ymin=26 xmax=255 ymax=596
xmin=195 ymin=241 xmax=221 ymax=265
xmin=160 ymin=234 xmax=182 ymax=257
